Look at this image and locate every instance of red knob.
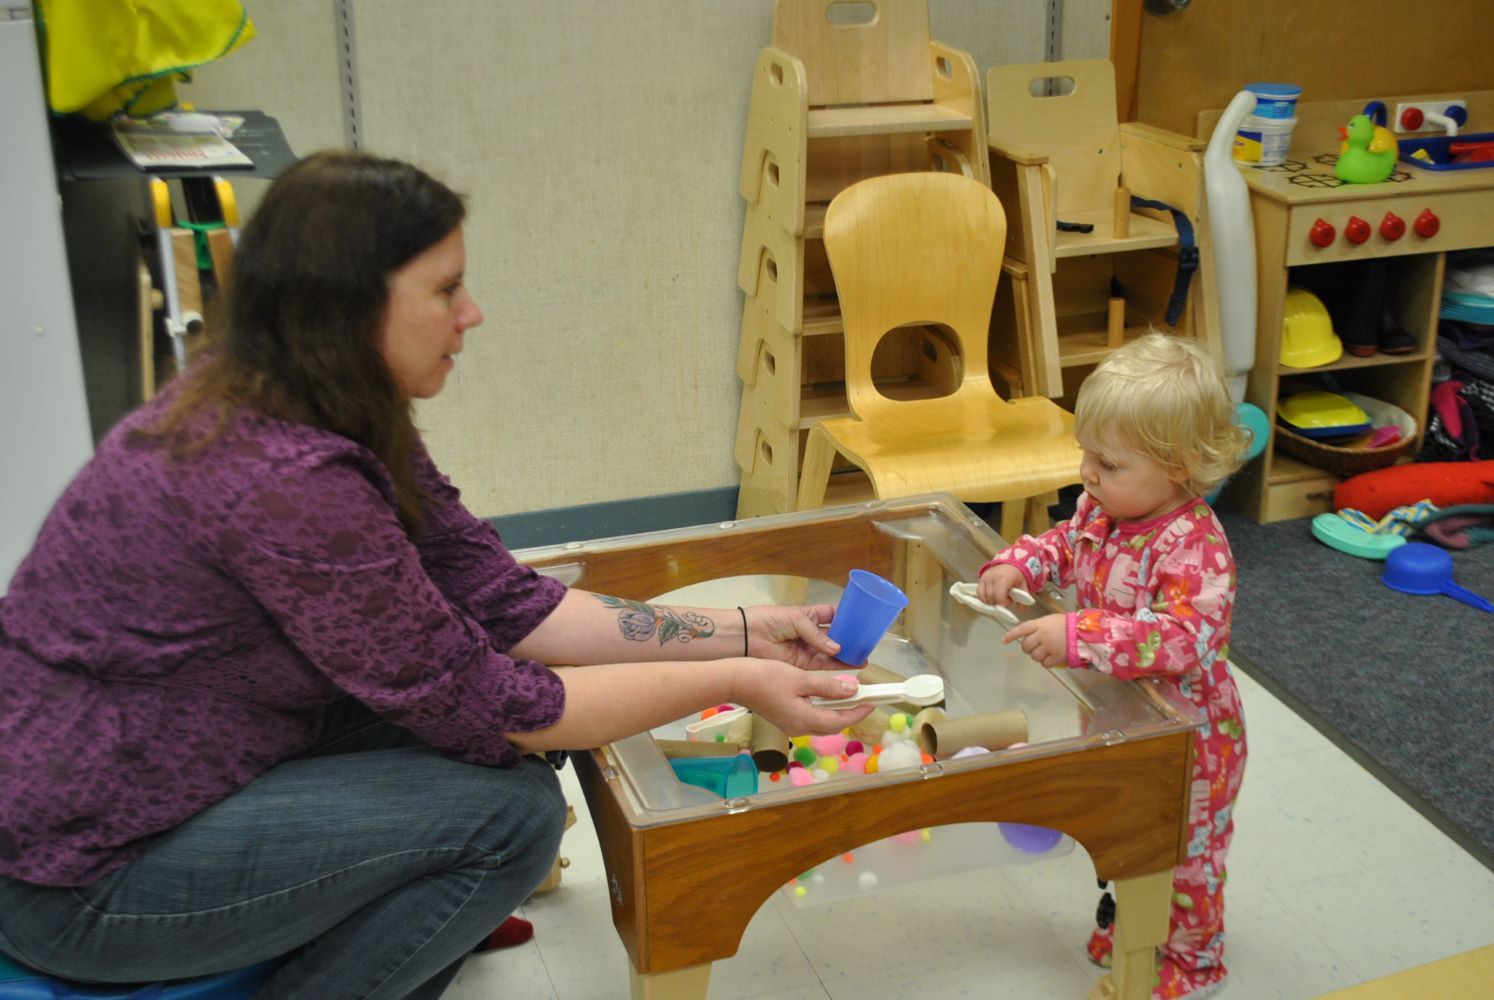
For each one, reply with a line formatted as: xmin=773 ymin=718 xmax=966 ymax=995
xmin=1344 ymin=216 xmax=1372 ymax=244
xmin=1380 ymin=212 xmax=1405 ymax=241
xmin=1309 ymin=218 xmax=1336 ymax=247
xmin=1414 ymin=209 xmax=1440 ymax=238
xmin=1400 ymin=106 xmax=1424 ymax=131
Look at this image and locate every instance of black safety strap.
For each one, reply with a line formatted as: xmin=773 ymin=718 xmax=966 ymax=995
xmin=1129 ymin=195 xmax=1197 ymax=327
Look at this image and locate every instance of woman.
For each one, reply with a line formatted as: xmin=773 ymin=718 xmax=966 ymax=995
xmin=0 ymin=151 xmax=871 ymax=998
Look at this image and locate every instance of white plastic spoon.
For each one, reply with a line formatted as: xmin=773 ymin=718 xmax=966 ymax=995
xmin=811 ymin=673 xmax=945 ymax=709
xmin=948 ymin=581 xmax=1034 ymax=627
xmin=684 ymin=705 xmax=749 ymax=740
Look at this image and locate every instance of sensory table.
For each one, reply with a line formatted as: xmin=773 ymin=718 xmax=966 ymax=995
xmin=516 ymin=495 xmax=1200 ymax=1000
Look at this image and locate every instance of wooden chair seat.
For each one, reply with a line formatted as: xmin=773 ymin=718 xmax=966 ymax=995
xmin=802 ymin=394 xmax=1077 ymax=503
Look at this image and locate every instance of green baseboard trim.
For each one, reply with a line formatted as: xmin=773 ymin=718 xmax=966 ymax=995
xmin=487 ymin=486 xmax=740 ymax=550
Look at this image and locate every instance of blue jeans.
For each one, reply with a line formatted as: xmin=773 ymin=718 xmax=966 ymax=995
xmin=0 ymin=701 xmax=567 ymax=999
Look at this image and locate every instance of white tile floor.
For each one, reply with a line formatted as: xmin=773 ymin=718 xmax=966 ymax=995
xmin=445 ymin=669 xmax=1494 ymax=999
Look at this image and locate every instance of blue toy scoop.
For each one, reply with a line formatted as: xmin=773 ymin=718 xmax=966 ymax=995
xmin=1381 ymin=542 xmax=1494 ymax=612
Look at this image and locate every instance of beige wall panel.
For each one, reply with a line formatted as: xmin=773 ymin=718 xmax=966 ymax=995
xmin=170 ymin=1 xmax=1100 ymax=520
xmin=1062 ymin=0 xmax=1112 ymax=64
xmin=179 ymin=0 xmax=345 ymax=215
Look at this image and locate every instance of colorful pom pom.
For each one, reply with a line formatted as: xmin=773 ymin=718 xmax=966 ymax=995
xmin=810 ymin=733 xmax=847 ymax=757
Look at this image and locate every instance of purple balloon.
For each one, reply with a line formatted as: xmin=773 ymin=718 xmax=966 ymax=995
xmin=999 ymin=822 xmax=1063 ymax=854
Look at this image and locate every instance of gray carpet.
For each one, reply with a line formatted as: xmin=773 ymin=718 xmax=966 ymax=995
xmin=1216 ymin=508 xmax=1494 ymax=869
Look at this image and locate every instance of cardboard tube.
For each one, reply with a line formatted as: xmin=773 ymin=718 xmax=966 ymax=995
xmin=656 ymin=738 xmax=746 ymax=759
xmin=1113 ymin=185 xmax=1131 ymax=239
xmin=750 ymin=714 xmax=789 ymax=772
xmin=724 ymin=712 xmax=754 ymax=746
xmin=1107 ymin=295 xmax=1126 ymax=348
xmin=911 ymin=706 xmax=947 ymax=733
xmin=854 ymin=663 xmax=904 ymax=685
xmin=919 ymin=710 xmax=1028 ymax=759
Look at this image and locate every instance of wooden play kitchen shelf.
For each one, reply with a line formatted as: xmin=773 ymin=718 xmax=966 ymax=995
xmin=732 ymin=0 xmax=989 ymax=518
xmin=1201 ymin=90 xmax=1494 ymax=523
xmin=515 ymin=495 xmax=1201 ymax=1000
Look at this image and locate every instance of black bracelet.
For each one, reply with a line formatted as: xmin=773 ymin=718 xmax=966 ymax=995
xmin=737 ymin=606 xmax=749 ymax=657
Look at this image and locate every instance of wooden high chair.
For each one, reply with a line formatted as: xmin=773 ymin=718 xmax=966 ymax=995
xmin=794 ymin=172 xmax=1081 ymax=539
xmin=986 ymin=59 xmax=1220 ymax=399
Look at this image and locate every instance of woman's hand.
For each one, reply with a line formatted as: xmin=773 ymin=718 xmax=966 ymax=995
xmin=1002 ymin=612 xmax=1068 ymax=668
xmin=734 ymin=658 xmax=874 ymax=736
xmin=978 ymin=563 xmax=1027 ymax=608
xmin=743 ymin=604 xmax=845 ymax=669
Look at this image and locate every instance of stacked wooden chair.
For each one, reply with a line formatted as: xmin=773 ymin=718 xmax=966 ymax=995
xmin=732 ymin=0 xmax=990 ymax=517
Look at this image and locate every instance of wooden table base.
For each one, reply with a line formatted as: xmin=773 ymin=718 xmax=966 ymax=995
xmin=577 ymin=729 xmax=1189 ymax=999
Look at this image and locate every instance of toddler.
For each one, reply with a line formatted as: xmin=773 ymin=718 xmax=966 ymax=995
xmin=979 ymin=332 xmax=1250 ymax=1000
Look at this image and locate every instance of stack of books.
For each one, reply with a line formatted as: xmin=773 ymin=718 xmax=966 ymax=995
xmin=109 ymin=112 xmax=252 ymax=170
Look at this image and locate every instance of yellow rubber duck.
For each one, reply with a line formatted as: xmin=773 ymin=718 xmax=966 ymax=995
xmin=1335 ymin=114 xmax=1397 ymax=183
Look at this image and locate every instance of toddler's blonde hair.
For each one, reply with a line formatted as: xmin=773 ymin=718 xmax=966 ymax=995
xmin=1074 ymin=332 xmax=1250 ymax=496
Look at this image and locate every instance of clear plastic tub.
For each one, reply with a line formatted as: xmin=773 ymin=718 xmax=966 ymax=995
xmin=1234 ymin=114 xmax=1296 ymax=167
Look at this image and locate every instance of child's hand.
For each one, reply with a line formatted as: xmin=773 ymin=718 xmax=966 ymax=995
xmin=978 ymin=563 xmax=1027 ymax=607
xmin=1003 ymin=613 xmax=1067 ymax=668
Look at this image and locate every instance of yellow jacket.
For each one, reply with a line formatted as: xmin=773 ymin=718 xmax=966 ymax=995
xmin=36 ymin=0 xmax=255 ymax=120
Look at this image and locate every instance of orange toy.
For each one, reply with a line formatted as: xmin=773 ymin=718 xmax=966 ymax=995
xmin=1333 ymin=461 xmax=1494 ymax=519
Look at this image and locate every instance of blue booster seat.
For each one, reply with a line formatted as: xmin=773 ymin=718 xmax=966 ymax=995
xmin=0 ymin=954 xmax=275 ymax=1000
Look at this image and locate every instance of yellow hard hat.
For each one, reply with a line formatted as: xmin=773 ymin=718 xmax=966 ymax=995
xmin=1281 ymin=288 xmax=1343 ymax=368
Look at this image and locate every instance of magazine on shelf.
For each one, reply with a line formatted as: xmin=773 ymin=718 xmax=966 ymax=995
xmin=109 ymin=113 xmax=253 ymax=170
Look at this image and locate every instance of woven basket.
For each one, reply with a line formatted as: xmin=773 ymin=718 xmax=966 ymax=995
xmin=1274 ymin=392 xmax=1418 ymax=478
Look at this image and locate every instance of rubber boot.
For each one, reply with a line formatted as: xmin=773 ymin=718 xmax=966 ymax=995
xmin=1339 ymin=260 xmax=1386 ymax=358
xmin=1377 ymin=288 xmax=1419 ymax=354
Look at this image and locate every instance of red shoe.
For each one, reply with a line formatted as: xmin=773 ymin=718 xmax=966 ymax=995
xmin=1086 ymin=924 xmax=1113 ymax=968
xmin=472 ymin=915 xmax=534 ymax=953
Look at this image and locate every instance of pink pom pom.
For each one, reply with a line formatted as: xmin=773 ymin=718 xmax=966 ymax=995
xmin=788 ymin=767 xmax=815 ymax=787
xmin=809 ymin=733 xmax=847 ymax=757
xmin=843 ymin=751 xmax=868 ymax=774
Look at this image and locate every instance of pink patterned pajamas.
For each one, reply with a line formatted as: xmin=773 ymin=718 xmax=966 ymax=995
xmin=982 ymin=492 xmax=1247 ymax=999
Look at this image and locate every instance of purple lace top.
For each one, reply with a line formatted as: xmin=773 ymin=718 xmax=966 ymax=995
xmin=0 ymin=394 xmax=567 ymax=886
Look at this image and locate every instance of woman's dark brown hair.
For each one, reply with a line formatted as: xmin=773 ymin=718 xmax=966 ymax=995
xmin=147 ymin=151 xmax=466 ymax=533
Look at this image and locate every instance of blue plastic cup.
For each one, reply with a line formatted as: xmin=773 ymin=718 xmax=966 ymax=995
xmin=669 ymin=753 xmax=759 ymax=798
xmin=826 ymin=569 xmax=910 ymax=666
